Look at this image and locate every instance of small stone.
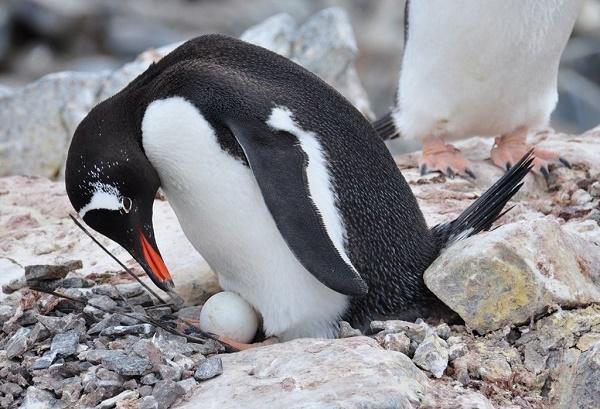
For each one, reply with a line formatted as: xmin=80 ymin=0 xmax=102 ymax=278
xmin=152 ymin=380 xmax=185 ymax=409
xmin=338 ymin=321 xmax=362 ymax=338
xmin=138 ymin=395 xmax=159 ymax=409
xmin=2 ymin=277 xmax=26 ymax=294
xmin=138 ymin=385 xmax=154 ymax=397
xmin=448 ymin=343 xmax=468 ymax=362
xmin=177 ymin=377 xmax=197 ymax=394
xmin=50 ymin=329 xmax=80 ymax=357
xmin=589 ymin=181 xmax=600 ymax=198
xmin=140 ymin=373 xmax=160 ymax=385
xmin=55 ymin=276 xmax=95 ymax=289
xmin=127 ymin=293 xmax=154 ymax=306
xmin=25 ymin=260 xmax=82 ymax=281
xmin=97 ymin=390 xmax=139 ymax=409
xmin=20 ymin=386 xmax=59 ymax=409
xmin=159 ymin=364 xmax=182 ymax=382
xmin=5 ymin=326 xmax=32 ymax=359
xmin=370 ymin=320 xmax=429 ymax=343
xmin=412 ymin=333 xmax=449 ymax=378
xmin=88 ymin=314 xmax=122 ymax=335
xmin=31 ymin=351 xmax=58 ymax=370
xmin=571 ymin=189 xmax=593 ymax=205
xmin=193 ymin=356 xmax=223 ymax=381
xmin=0 ymin=304 xmax=16 ymax=323
xmin=478 ymin=356 xmax=512 ymax=383
xmin=523 ymin=343 xmax=548 ymax=374
xmin=0 ymin=382 xmax=23 ymax=396
xmin=60 ymin=376 xmax=82 ymax=404
xmin=88 ymin=295 xmax=118 ymax=311
xmin=101 ymin=353 xmax=153 ymax=376
xmin=435 ymin=323 xmax=452 ymax=340
xmin=100 ymin=324 xmax=154 ymax=337
xmin=96 ymin=367 xmax=125 ymax=394
xmin=577 ymin=333 xmax=600 ymax=352
xmin=382 ymin=332 xmax=411 ymax=355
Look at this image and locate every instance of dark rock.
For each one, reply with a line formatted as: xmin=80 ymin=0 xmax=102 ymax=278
xmin=24 ymin=260 xmax=82 ymax=281
xmin=31 ymin=351 xmax=57 ymax=370
xmin=60 ymin=376 xmax=82 ymax=404
xmin=54 ymin=276 xmax=95 ymax=289
xmin=0 ymin=304 xmax=16 ymax=323
xmin=140 ymin=373 xmax=160 ymax=385
xmin=101 ymin=352 xmax=153 ymax=376
xmin=193 ymin=356 xmax=223 ymax=381
xmin=152 ymin=379 xmax=185 ymax=409
xmin=139 ymin=395 xmax=159 ymax=409
xmin=87 ymin=314 xmax=121 ymax=335
xmin=50 ymin=329 xmax=79 ymax=357
xmin=159 ymin=364 xmax=182 ymax=382
xmin=5 ymin=326 xmax=32 ymax=359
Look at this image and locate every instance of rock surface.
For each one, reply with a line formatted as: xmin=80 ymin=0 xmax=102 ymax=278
xmin=425 ymin=218 xmax=600 ymax=333
xmin=178 ymin=337 xmax=429 ymax=409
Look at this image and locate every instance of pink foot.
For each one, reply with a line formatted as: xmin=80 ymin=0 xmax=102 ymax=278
xmin=419 ymin=137 xmax=476 ymax=179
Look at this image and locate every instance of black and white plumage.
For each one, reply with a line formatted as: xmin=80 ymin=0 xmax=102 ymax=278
xmin=65 ymin=35 xmax=532 ymax=341
xmin=374 ymin=0 xmax=581 ymax=178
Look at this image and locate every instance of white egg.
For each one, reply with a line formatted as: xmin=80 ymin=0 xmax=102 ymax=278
xmin=199 ymin=291 xmax=258 ymax=343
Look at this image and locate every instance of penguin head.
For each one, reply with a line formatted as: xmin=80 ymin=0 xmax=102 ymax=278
xmin=65 ymin=98 xmax=174 ymax=292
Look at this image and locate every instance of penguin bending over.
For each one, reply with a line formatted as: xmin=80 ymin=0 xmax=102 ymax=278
xmin=374 ymin=0 xmax=581 ymax=179
xmin=65 ymin=35 xmax=532 ymax=346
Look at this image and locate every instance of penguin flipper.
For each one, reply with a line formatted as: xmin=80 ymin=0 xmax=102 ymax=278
xmin=226 ymin=119 xmax=368 ymax=297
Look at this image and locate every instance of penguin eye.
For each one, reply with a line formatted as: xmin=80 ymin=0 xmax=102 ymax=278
xmin=120 ymin=196 xmax=133 ymax=214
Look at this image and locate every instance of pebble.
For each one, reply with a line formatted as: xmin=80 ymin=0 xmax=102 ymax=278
xmin=101 ymin=353 xmax=153 ymax=376
xmin=138 ymin=395 xmax=159 ymax=409
xmin=97 ymin=390 xmax=139 ymax=409
xmin=50 ymin=329 xmax=80 ymax=357
xmin=5 ymin=327 xmax=32 ymax=359
xmin=590 ymin=181 xmax=600 ymax=198
xmin=152 ymin=380 xmax=185 ymax=409
xmin=412 ymin=333 xmax=449 ymax=378
xmin=448 ymin=343 xmax=469 ymax=362
xmin=382 ymin=332 xmax=411 ymax=355
xmin=571 ymin=188 xmax=593 ymax=205
xmin=24 ymin=260 xmax=82 ymax=281
xmin=370 ymin=320 xmax=429 ymax=343
xmin=159 ymin=364 xmax=182 ymax=382
xmin=338 ymin=321 xmax=362 ymax=338
xmin=193 ymin=356 xmax=223 ymax=381
xmin=177 ymin=377 xmax=198 ymax=393
xmin=100 ymin=324 xmax=155 ymax=337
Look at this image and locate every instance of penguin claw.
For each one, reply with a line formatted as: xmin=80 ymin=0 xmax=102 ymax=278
xmin=505 ymin=162 xmax=512 ymax=172
xmin=540 ymin=166 xmax=550 ymax=183
xmin=465 ymin=168 xmax=477 ymax=179
xmin=420 ymin=164 xmax=428 ymax=176
xmin=559 ymin=157 xmax=571 ymax=169
xmin=446 ymin=167 xmax=455 ymax=179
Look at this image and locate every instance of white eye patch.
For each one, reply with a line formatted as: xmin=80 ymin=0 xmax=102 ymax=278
xmin=79 ymin=182 xmax=124 ymax=218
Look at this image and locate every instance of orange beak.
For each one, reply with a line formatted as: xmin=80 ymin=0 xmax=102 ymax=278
xmin=139 ymin=230 xmax=173 ymax=288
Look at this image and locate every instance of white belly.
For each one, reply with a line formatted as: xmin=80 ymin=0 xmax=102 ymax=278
xmin=141 ymin=97 xmax=348 ymax=341
xmin=396 ymin=0 xmax=581 ymax=141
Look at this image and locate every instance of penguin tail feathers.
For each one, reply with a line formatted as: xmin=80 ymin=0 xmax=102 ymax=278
xmin=431 ymin=149 xmax=534 ymax=248
xmin=372 ymin=111 xmax=401 ymax=141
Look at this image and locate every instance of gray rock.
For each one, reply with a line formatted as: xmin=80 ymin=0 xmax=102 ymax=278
xmin=478 ymin=355 xmax=512 ymax=383
xmin=523 ymin=343 xmax=548 ymax=374
xmin=138 ymin=385 xmax=153 ymax=397
xmin=152 ymin=380 xmax=185 ymax=409
xmin=382 ymin=332 xmax=411 ymax=355
xmin=100 ymin=324 xmax=154 ymax=337
xmin=54 ymin=276 xmax=95 ymax=289
xmin=448 ymin=343 xmax=468 ymax=362
xmin=159 ymin=364 xmax=182 ymax=382
xmin=176 ymin=377 xmax=197 ymax=394
xmin=370 ymin=319 xmax=429 ymax=343
xmin=240 ymin=13 xmax=296 ymax=57
xmin=412 ymin=333 xmax=449 ymax=378
xmin=101 ymin=353 xmax=153 ymax=376
xmin=98 ymin=390 xmax=140 ymax=409
xmin=96 ymin=367 xmax=125 ymax=394
xmin=50 ymin=329 xmax=80 ymax=357
xmin=24 ymin=260 xmax=82 ymax=281
xmin=193 ymin=356 xmax=223 ymax=381
xmin=337 ymin=321 xmax=362 ymax=338
xmin=0 ymin=304 xmax=16 ymax=323
xmin=565 ymin=342 xmax=600 ymax=409
xmin=140 ymin=373 xmax=160 ymax=385
xmin=435 ymin=323 xmax=452 ymax=340
xmin=20 ymin=386 xmax=60 ymax=409
xmin=240 ymin=7 xmax=372 ymax=118
xmin=425 ymin=219 xmax=600 ymax=333
xmin=32 ymin=351 xmax=57 ymax=370
xmin=60 ymin=376 xmax=82 ymax=404
xmin=5 ymin=326 xmax=32 ymax=359
xmin=179 ymin=337 xmax=428 ymax=409
xmin=138 ymin=395 xmax=159 ymax=409
xmin=0 ymin=71 xmax=106 ymax=177
xmin=2 ymin=277 xmax=26 ymax=294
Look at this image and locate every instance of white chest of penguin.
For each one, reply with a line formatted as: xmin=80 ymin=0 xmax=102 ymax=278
xmin=140 ymin=96 xmax=349 ymax=341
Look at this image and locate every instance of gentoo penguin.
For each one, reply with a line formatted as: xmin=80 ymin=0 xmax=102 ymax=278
xmin=374 ymin=0 xmax=582 ymax=178
xmin=65 ymin=35 xmax=532 ymax=346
